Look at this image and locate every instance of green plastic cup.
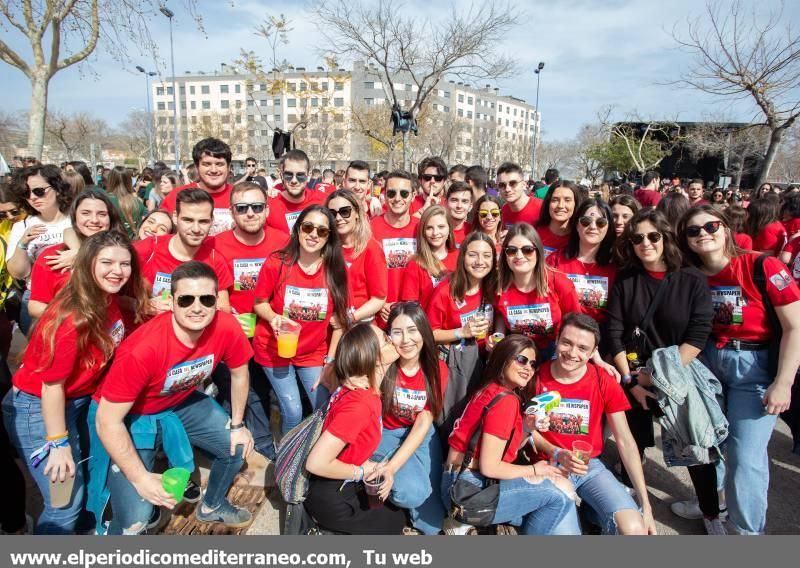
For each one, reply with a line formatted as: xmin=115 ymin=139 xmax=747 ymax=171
xmin=237 ymin=313 xmax=257 ymax=339
xmin=161 ymin=467 xmax=191 ymax=503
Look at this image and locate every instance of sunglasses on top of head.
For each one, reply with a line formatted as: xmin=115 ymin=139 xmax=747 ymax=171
xmin=176 ymin=294 xmax=217 ymax=309
xmin=685 ymin=221 xmax=723 ymax=238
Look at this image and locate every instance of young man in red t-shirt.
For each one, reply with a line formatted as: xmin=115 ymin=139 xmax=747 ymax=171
xmin=370 ymin=171 xmax=420 ymax=327
xmin=633 ymin=170 xmax=663 ymax=207
xmin=265 ymin=149 xmax=324 ymax=238
xmin=687 ymin=179 xmax=709 ymax=207
xmin=342 ymin=160 xmax=381 ymax=218
xmin=412 ymin=157 xmax=447 ymax=216
xmin=498 ymin=161 xmax=543 ymax=228
xmin=445 ymin=181 xmax=473 ymax=248
xmin=135 ymin=189 xmax=233 ymax=315
xmin=95 ymin=262 xmax=255 ymax=532
xmin=531 ymin=313 xmax=656 ymax=535
xmin=160 ymin=138 xmax=236 ymax=236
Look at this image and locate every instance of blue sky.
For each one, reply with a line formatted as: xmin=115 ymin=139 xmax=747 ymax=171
xmin=1 ymin=0 xmax=796 ymax=141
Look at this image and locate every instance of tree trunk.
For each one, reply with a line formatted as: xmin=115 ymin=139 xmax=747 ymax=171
xmin=27 ymin=72 xmax=51 ymax=161
xmin=734 ymin=159 xmax=744 ymax=188
xmin=755 ymin=127 xmax=784 ymax=190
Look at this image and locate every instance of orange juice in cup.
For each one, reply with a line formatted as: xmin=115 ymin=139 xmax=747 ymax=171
xmin=277 ymin=318 xmax=302 ymax=358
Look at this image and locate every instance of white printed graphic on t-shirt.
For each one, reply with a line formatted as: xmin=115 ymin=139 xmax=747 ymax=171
xmin=769 ymin=269 xmax=793 ymax=292
xmin=283 ymin=285 xmax=328 ymax=321
xmin=710 ymin=286 xmax=745 ymax=325
xmin=109 ymin=319 xmax=125 ymax=346
xmin=26 ymin=228 xmax=66 ymax=260
xmin=392 ymin=387 xmax=427 ymax=422
xmin=161 ymin=354 xmax=215 ymax=396
xmin=211 ymin=208 xmax=234 ymax=236
xmin=567 ymin=274 xmax=609 ymax=309
xmin=285 ymin=211 xmax=302 ymax=233
xmin=459 ymin=305 xmax=494 ymax=328
xmin=382 ymin=237 xmax=416 ymax=269
xmin=506 ymin=303 xmax=553 ymax=336
xmin=430 ymin=273 xmax=447 ymax=288
xmin=549 ymin=398 xmax=590 ymax=435
xmin=233 ymin=258 xmax=265 ymax=291
xmin=543 ymin=246 xmax=557 ymax=257
xmin=792 ymin=255 xmax=800 ymax=282
xmin=152 ymin=272 xmax=172 ymax=298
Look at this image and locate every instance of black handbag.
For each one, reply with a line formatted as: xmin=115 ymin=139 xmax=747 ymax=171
xmin=449 ymin=391 xmax=515 ymax=527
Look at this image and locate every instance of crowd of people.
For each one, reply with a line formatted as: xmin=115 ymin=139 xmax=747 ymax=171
xmin=0 ymin=138 xmax=798 ymax=537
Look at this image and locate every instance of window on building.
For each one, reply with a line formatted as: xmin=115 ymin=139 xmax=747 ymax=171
xmin=247 ymin=99 xmax=254 ymax=107
xmin=311 ymin=97 xmax=319 ymax=107
xmin=274 ymin=98 xmax=281 ymax=107
xmin=201 ymin=85 xmax=210 ymax=94
xmin=334 ymin=145 xmax=344 ymax=154
xmin=235 ymin=84 xmax=241 ymax=94
xmin=156 ymin=87 xmax=165 ymax=96
xmin=248 ymin=129 xmax=255 ymax=138
xmin=364 ymin=82 xmax=375 ymax=89
xmin=157 ymin=102 xmax=165 ymax=110
xmin=166 ymin=86 xmax=173 ymax=95
xmin=444 ymin=106 xmax=450 ymax=112
xmin=260 ymin=83 xmax=267 ymax=91
xmin=321 ymin=82 xmax=328 ymax=91
xmin=467 ymin=96 xmax=473 ymax=105
xmin=334 ymin=114 xmax=344 ymax=123
xmin=220 ymin=84 xmax=229 ymax=94
xmin=221 ymin=114 xmax=230 ymax=124
xmin=235 ymin=100 xmax=242 ymax=109
xmin=288 ymin=99 xmax=297 ymax=107
xmin=364 ymin=98 xmax=374 ymax=105
xmin=221 ymin=100 xmax=230 ymax=109
xmin=498 ymin=104 xmax=503 ymax=112
xmin=167 ymin=101 xmax=174 ymax=110
xmin=467 ymin=111 xmax=473 ymax=119
xmin=458 ymin=94 xmax=464 ymax=103
xmin=458 ymin=109 xmax=464 ymax=117
xmin=191 ymin=101 xmax=196 ymax=110
xmin=444 ymin=91 xmax=451 ymax=98
xmin=288 ymin=82 xmax=296 ymax=92
xmin=299 ymin=81 xmax=307 ymax=91
xmin=334 ymin=129 xmax=344 ymax=138
xmin=180 ymin=102 xmax=186 ymax=110
xmin=274 ymin=114 xmax=281 ymax=122
xmin=261 ymin=129 xmax=268 ymax=136
xmin=158 ymin=117 xmax=167 ymax=125
xmin=179 ymin=86 xmax=185 ymax=95
xmin=335 ymin=81 xmax=344 ymax=91
xmin=190 ymin=85 xmax=195 ymax=95
xmin=334 ymin=97 xmax=344 ymax=107
xmin=202 ymin=100 xmax=211 ymax=110
xmin=322 ymin=97 xmax=329 ymax=106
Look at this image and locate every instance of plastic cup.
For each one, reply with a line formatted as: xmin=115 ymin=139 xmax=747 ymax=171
xmin=490 ymin=332 xmax=505 ymax=346
xmin=277 ymin=318 xmax=302 ymax=359
xmin=237 ymin=313 xmax=257 ymax=339
xmin=364 ymin=475 xmax=384 ymax=509
xmin=161 ymin=467 xmax=191 ymax=504
xmin=472 ymin=308 xmax=488 ymax=340
xmin=571 ymin=440 xmax=593 ymax=464
xmin=49 ymin=475 xmax=75 ymax=508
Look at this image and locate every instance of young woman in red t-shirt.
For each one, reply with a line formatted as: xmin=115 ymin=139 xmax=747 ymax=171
xmin=305 ymin=322 xmax=407 ymax=534
xmin=374 ymin=303 xmax=447 ymax=534
xmin=442 ymin=334 xmax=578 ymax=535
xmin=746 ymin=197 xmax=787 ymax=256
xmin=399 ymin=205 xmax=458 ymax=308
xmin=470 ymin=195 xmax=505 ymax=253
xmin=609 ymin=194 xmax=640 ymax=238
xmin=325 ymin=189 xmax=387 ymax=323
xmin=546 ymin=198 xmax=617 ymax=326
xmin=678 ymin=204 xmax=800 ymax=535
xmin=725 ymin=204 xmax=753 ymax=250
xmin=535 ymin=181 xmax=586 ymax=257
xmin=137 ymin=209 xmax=174 ymax=241
xmin=2 ymin=231 xmax=149 ymax=534
xmin=253 ymin=205 xmax=350 ymax=434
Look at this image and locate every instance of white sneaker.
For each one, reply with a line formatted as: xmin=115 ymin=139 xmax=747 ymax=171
xmin=442 ymin=516 xmax=475 ymax=535
xmin=671 ymin=499 xmax=728 ymax=520
xmin=703 ymin=517 xmax=727 ymax=535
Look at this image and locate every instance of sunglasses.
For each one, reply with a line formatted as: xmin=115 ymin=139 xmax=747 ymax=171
xmin=233 ymin=202 xmax=266 ymax=215
xmin=686 ymin=221 xmax=723 ymax=238
xmin=513 ymin=354 xmax=537 ymax=369
xmin=282 ymin=171 xmax=307 ymax=182
xmin=578 ymin=216 xmax=609 ymax=229
xmin=300 ymin=221 xmax=330 ymax=239
xmin=421 ymin=174 xmax=445 ymax=183
xmin=26 ymin=186 xmax=52 ymax=199
xmin=386 ymin=189 xmax=411 ymax=199
xmin=176 ymin=294 xmax=217 ymax=309
xmin=328 ymin=205 xmax=353 ymax=219
xmin=497 ymin=180 xmax=523 ymax=191
xmin=504 ymin=245 xmax=537 ymax=257
xmin=630 ymin=231 xmax=662 ymax=245
xmin=478 ymin=209 xmax=501 ymax=219
xmin=0 ymin=208 xmax=21 ymax=220
xmin=246 ymin=163 xmax=257 ymax=168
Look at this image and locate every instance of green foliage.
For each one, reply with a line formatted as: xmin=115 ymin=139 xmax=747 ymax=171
xmin=587 ymin=132 xmax=667 ymax=173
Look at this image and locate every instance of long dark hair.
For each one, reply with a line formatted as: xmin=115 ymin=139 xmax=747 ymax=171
xmin=274 ymin=204 xmax=349 ymax=332
xmin=470 ymin=194 xmax=504 ymax=241
xmin=656 ymin=192 xmax=690 ymax=228
xmin=14 ymin=164 xmax=73 ymax=215
xmin=615 ymin=208 xmax=683 ymax=273
xmin=477 ymin=333 xmax=537 ymax=393
xmin=382 ymin=303 xmax=443 ymax=419
xmin=70 ymin=189 xmax=124 ymax=240
xmin=450 ymin=232 xmax=497 ymax=303
xmin=745 ymin=197 xmax=780 ymax=238
xmin=563 ymin=198 xmax=615 ymax=266
xmin=677 ymin=204 xmax=742 ymax=267
xmin=536 ymin=180 xmax=586 ymax=228
xmin=334 ymin=322 xmax=381 ymax=391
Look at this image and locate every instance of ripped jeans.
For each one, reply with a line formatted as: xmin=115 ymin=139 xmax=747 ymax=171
xmin=262 ymin=365 xmax=328 ymax=434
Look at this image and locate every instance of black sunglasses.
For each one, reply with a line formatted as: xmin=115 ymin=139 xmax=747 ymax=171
xmin=233 ymin=202 xmax=266 ymax=215
xmin=421 ymin=174 xmax=445 ymax=183
xmin=282 ymin=171 xmax=307 ymax=182
xmin=504 ymin=245 xmax=537 ymax=257
xmin=328 ymin=205 xmax=353 ymax=219
xmin=386 ymin=189 xmax=411 ymax=199
xmin=176 ymin=294 xmax=217 ymax=309
xmin=578 ymin=216 xmax=609 ymax=229
xmin=0 ymin=208 xmax=21 ymax=220
xmin=300 ymin=221 xmax=330 ymax=239
xmin=26 ymin=186 xmax=52 ymax=199
xmin=514 ymin=354 xmax=537 ymax=369
xmin=497 ymin=180 xmax=523 ymax=191
xmin=686 ymin=221 xmax=723 ymax=238
xmin=630 ymin=231 xmax=662 ymax=245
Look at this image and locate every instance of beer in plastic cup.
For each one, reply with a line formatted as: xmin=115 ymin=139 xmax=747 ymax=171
xmin=472 ymin=306 xmax=488 ymax=340
xmin=237 ymin=313 xmax=257 ymax=339
xmin=277 ymin=318 xmax=302 ymax=359
xmin=364 ymin=475 xmax=384 ymax=509
xmin=571 ymin=440 xmax=593 ymax=465
xmin=161 ymin=467 xmax=191 ymax=504
xmin=490 ymin=332 xmax=504 ymax=347
xmin=49 ymin=475 xmax=75 ymax=508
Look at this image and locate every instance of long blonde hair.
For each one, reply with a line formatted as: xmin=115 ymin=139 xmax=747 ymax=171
xmin=106 ymin=166 xmax=139 ymax=232
xmin=414 ymin=205 xmax=454 ymax=279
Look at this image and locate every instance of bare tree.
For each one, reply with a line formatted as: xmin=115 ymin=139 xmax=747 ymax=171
xmin=0 ymin=111 xmax=25 ymax=160
xmin=684 ymin=121 xmax=769 ymax=186
xmin=673 ymin=0 xmax=800 ymax=188
xmin=0 ymin=1 xmax=201 ymax=160
xmin=45 ymin=110 xmax=107 ymax=161
xmin=313 ymin=0 xmax=518 ymax=169
xmin=770 ymin=122 xmax=800 ymax=182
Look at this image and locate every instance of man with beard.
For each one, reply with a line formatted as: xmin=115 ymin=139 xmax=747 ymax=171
xmin=265 ymin=149 xmax=324 ymax=238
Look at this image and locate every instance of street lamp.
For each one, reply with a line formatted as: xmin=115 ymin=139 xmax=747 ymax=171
xmin=531 ymin=61 xmax=545 ymax=180
xmin=135 ymin=65 xmax=157 ymax=166
xmin=160 ymin=6 xmax=180 ymax=172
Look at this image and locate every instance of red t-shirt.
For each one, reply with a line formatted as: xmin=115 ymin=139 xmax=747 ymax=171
xmin=427 ymin=278 xmax=494 ymax=347
xmin=98 ymin=311 xmax=252 ymax=415
xmin=783 ymin=218 xmax=800 ymax=237
xmin=213 ymin=230 xmax=275 ymax=315
xmin=707 ymin=253 xmax=800 ymax=346
xmin=448 ymin=383 xmax=522 ymax=463
xmin=399 ymin=250 xmax=459 ymax=308
xmin=383 ymin=360 xmax=449 ymax=430
xmin=29 ymin=244 xmax=71 ymax=304
xmin=252 ymin=256 xmax=334 ymax=367
xmin=753 ymin=221 xmax=787 ymax=255
xmin=735 ymin=233 xmax=753 ymax=250
xmin=134 ymin=236 xmax=233 ymax=298
xmin=342 ymin=239 xmax=388 ymax=311
xmin=633 ymin=188 xmax=662 ymax=207
xmin=369 ymin=215 xmax=419 ymax=303
xmin=546 ymin=252 xmax=617 ymax=324
xmin=265 ymin=191 xmax=325 ymax=238
xmin=785 ymin=236 xmax=800 ymax=285
xmin=502 ymin=197 xmax=543 ymax=229
xmin=494 ymin=270 xmax=581 ymax=349
xmin=315 ymin=182 xmax=337 ymax=195
xmin=322 ymin=388 xmax=383 ymax=465
xmin=160 ymin=183 xmax=234 ymax=236
xmin=410 ymin=194 xmax=444 ymax=215
xmin=536 ymin=225 xmax=570 ymax=257
xmin=14 ymin=298 xmax=126 ymax=399
xmin=452 ymin=224 xmax=470 ymax=248
xmin=534 ymin=361 xmax=630 ymax=460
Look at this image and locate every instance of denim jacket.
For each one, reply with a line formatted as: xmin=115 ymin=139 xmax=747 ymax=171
xmin=649 ymin=346 xmax=728 ymax=467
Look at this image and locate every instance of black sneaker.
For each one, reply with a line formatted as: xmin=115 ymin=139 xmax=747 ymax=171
xmin=146 ymin=507 xmax=162 ymax=531
xmin=183 ymin=480 xmax=202 ymax=503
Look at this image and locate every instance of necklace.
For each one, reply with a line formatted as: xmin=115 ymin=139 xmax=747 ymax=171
xmin=298 ymin=258 xmax=323 ymax=274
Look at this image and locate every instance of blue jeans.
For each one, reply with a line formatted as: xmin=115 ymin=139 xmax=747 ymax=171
xmin=2 ymin=389 xmax=90 ymax=534
xmin=702 ymin=343 xmax=776 ymax=535
xmin=551 ymin=458 xmax=639 ymax=534
xmin=262 ymin=365 xmax=328 ymax=434
xmin=106 ymin=391 xmax=244 ymax=535
xmin=374 ymin=425 xmax=445 ymax=535
xmin=441 ymin=469 xmax=577 ymax=535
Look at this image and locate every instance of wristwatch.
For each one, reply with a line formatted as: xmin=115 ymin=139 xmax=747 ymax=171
xmin=323 ymin=355 xmax=335 ymax=365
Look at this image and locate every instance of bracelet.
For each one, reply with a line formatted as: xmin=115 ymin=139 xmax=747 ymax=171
xmin=551 ymin=448 xmax=562 ymax=465
xmin=46 ymin=431 xmax=69 ymax=441
xmin=230 ymin=422 xmax=245 ymax=431
xmin=17 ymin=241 xmax=28 ymax=251
xmin=454 ymin=328 xmax=463 ymax=341
xmin=622 ymin=374 xmax=633 ymax=385
xmin=353 ymin=465 xmax=364 ymax=482
xmin=323 ymin=355 xmax=335 ymax=365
